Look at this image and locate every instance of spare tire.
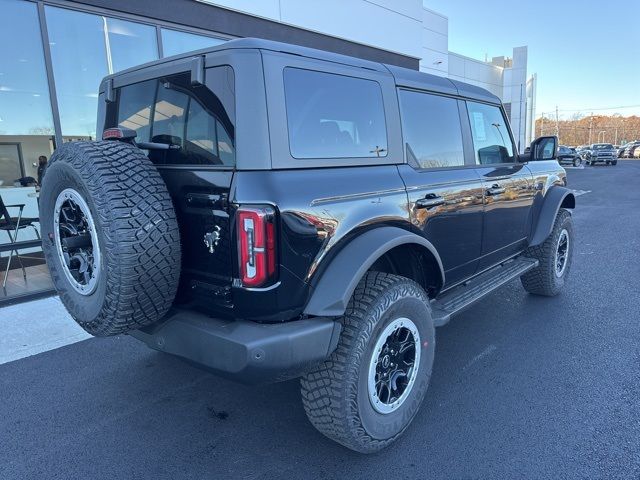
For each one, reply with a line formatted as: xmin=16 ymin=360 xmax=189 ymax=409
xmin=40 ymin=141 xmax=181 ymax=336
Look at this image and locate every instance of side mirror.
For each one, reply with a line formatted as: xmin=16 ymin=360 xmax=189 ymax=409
xmin=530 ymin=136 xmax=558 ymax=161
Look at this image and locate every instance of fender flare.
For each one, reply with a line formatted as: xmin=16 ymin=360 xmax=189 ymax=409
xmin=303 ymin=226 xmax=444 ymax=317
xmin=529 ymin=186 xmax=575 ymax=247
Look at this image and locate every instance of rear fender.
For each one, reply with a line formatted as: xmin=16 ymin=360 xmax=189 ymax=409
xmin=303 ymin=227 xmax=444 ymax=317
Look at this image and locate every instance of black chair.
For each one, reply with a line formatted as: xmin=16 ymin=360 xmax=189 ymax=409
xmin=0 ymin=195 xmax=41 ymax=288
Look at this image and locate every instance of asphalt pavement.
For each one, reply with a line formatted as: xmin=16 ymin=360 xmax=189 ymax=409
xmin=1 ymin=161 xmax=639 ymax=479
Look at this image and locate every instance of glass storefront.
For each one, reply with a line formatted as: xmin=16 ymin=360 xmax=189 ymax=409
xmin=0 ymin=0 xmax=227 ymax=302
xmin=0 ymin=0 xmax=54 ymax=300
xmin=161 ymin=28 xmax=225 ymax=57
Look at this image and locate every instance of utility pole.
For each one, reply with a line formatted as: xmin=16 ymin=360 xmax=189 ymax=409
xmin=588 ymin=113 xmax=593 ymax=145
xmin=540 ymin=113 xmax=544 ymax=136
xmin=555 ymin=106 xmax=560 ymax=141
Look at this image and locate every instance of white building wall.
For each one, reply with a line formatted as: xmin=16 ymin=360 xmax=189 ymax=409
xmin=420 ymin=7 xmax=448 ymax=76
xmin=199 ymin=0 xmax=423 ymax=59
xmin=501 ymin=46 xmax=529 ymax=151
xmin=447 ymin=52 xmax=504 ymax=97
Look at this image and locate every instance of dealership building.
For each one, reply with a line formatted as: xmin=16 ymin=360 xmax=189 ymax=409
xmin=0 ymin=0 xmax=536 ymax=302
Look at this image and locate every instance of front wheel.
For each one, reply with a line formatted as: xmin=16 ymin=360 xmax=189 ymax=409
xmin=573 ymin=157 xmax=580 ymax=167
xmin=301 ymin=272 xmax=435 ymax=453
xmin=521 ymin=209 xmax=574 ymax=296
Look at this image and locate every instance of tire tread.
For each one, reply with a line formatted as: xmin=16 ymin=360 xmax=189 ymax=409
xmin=43 ymin=141 xmax=181 ymax=336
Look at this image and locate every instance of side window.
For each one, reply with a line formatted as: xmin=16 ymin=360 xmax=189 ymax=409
xmin=399 ymin=90 xmax=464 ymax=169
xmin=117 ymin=79 xmax=156 ymax=143
xmin=466 ymin=101 xmax=515 ymax=165
xmin=152 ymin=79 xmax=189 ymax=150
xmin=283 ymin=67 xmax=387 ymax=159
xmin=115 ymin=67 xmax=235 ymax=166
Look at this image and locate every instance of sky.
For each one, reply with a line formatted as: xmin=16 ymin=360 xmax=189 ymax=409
xmin=426 ymin=0 xmax=640 ymax=119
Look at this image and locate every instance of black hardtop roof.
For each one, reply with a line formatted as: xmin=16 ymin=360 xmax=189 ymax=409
xmin=108 ymin=37 xmax=501 ymax=104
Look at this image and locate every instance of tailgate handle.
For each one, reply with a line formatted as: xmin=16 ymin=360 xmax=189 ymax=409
xmin=186 ymin=193 xmax=224 ymax=208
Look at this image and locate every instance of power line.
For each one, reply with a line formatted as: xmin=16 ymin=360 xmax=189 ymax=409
xmin=540 ymin=104 xmax=640 ymax=114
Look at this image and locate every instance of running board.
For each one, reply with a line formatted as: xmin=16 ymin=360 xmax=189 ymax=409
xmin=431 ymin=257 xmax=538 ymax=327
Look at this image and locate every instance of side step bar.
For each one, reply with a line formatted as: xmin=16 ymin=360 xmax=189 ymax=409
xmin=431 ymin=257 xmax=538 ymax=327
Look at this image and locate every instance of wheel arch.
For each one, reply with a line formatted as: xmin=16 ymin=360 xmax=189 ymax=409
xmin=303 ymin=226 xmax=445 ymax=317
xmin=529 ymin=186 xmax=575 ymax=247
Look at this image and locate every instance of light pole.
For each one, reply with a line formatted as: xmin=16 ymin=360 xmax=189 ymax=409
xmin=598 ymin=130 xmax=606 ymax=143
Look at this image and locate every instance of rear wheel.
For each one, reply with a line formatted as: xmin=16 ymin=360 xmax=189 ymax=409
xmin=40 ymin=141 xmax=181 ymax=336
xmin=301 ymin=272 xmax=435 ymax=453
xmin=521 ymin=209 xmax=573 ymax=296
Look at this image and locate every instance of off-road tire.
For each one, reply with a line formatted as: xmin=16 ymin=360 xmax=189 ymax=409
xmin=573 ymin=157 xmax=580 ymax=167
xmin=521 ymin=209 xmax=573 ymax=296
xmin=301 ymin=272 xmax=435 ymax=453
xmin=40 ymin=141 xmax=181 ymax=336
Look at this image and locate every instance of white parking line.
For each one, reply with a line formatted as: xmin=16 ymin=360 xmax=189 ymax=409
xmin=572 ymin=189 xmax=591 ymax=197
xmin=462 ymin=344 xmax=497 ymax=371
xmin=0 ymin=296 xmax=91 ymax=365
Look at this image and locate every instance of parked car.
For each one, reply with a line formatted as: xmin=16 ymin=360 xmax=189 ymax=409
xmin=623 ymin=141 xmax=640 ymax=158
xmin=576 ymin=145 xmax=590 ymax=160
xmin=39 ymin=38 xmax=575 ymax=453
xmin=557 ymin=145 xmax=582 ymax=166
xmin=586 ymin=143 xmax=618 ymax=165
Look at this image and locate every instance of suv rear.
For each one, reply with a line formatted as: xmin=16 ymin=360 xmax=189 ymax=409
xmin=40 ymin=38 xmax=575 ymax=453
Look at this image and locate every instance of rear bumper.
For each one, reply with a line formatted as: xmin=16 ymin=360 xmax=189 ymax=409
xmin=130 ymin=309 xmax=341 ymax=384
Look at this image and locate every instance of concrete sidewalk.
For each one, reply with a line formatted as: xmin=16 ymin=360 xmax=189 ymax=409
xmin=0 ymin=296 xmax=90 ymax=365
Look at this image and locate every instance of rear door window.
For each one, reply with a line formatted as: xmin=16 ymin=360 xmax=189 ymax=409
xmin=283 ymin=67 xmax=387 ymax=159
xmin=399 ymin=90 xmax=465 ymax=169
xmin=115 ymin=66 xmax=235 ymax=166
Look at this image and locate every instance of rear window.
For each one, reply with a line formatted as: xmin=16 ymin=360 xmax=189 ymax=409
xmin=283 ymin=67 xmax=387 ymax=159
xmin=114 ymin=66 xmax=235 ymax=166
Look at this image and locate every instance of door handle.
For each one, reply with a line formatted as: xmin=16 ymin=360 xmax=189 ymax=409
xmin=486 ymin=184 xmax=506 ymax=196
xmin=415 ymin=194 xmax=445 ymax=209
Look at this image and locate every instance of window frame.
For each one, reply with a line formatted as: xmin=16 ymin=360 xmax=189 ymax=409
xmin=462 ymin=99 xmax=520 ymax=166
xmin=108 ymin=56 xmax=236 ymax=170
xmin=263 ymin=50 xmax=403 ymax=169
xmin=397 ymin=87 xmax=474 ymax=172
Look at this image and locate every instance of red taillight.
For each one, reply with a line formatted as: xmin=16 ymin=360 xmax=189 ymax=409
xmin=102 ymin=127 xmax=137 ymax=141
xmin=237 ymin=206 xmax=277 ymax=287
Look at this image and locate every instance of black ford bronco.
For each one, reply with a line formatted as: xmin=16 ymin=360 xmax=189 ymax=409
xmin=40 ymin=38 xmax=575 ymax=453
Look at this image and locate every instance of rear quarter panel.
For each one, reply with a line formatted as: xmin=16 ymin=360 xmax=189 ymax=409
xmin=231 ymin=167 xmax=410 ymax=320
